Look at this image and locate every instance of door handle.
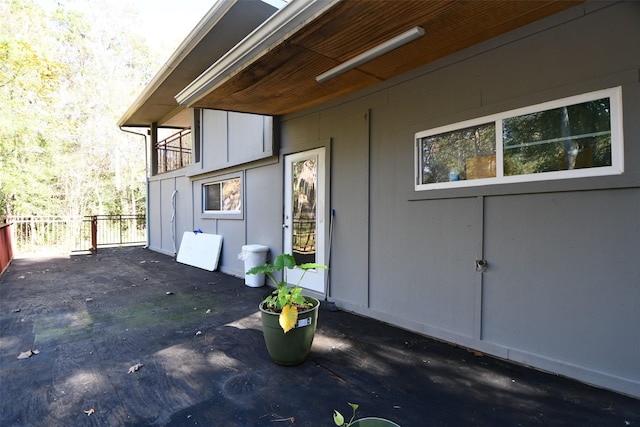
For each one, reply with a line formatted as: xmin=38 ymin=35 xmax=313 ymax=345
xmin=283 ymin=223 xmax=289 ymax=228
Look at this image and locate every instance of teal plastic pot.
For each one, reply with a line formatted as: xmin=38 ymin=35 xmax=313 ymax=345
xmin=259 ymin=296 xmax=319 ymax=365
xmin=351 ymin=418 xmax=401 ymax=427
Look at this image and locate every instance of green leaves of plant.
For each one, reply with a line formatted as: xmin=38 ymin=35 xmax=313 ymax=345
xmin=249 ymin=253 xmax=327 ymax=331
xmin=274 ymin=253 xmax=296 ymax=270
xmin=298 ymin=262 xmax=327 ymax=271
xmin=274 ymin=282 xmax=306 ymax=310
xmin=333 ymin=403 xmax=359 ymax=426
xmin=245 ymin=263 xmax=275 ymax=276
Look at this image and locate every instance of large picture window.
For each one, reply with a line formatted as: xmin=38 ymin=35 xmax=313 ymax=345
xmin=415 ymin=87 xmax=623 ymax=191
xmin=203 ymin=176 xmax=242 ymax=214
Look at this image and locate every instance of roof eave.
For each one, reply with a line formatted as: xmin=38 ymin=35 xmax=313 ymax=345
xmin=118 ymin=0 xmax=241 ymax=128
xmin=175 ymin=0 xmax=340 ymax=108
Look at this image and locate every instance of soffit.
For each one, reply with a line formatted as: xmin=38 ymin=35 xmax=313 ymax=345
xmin=189 ymin=0 xmax=583 ymax=116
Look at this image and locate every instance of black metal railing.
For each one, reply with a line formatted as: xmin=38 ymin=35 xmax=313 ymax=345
xmin=156 ymin=129 xmax=192 ymax=174
xmin=292 ymin=218 xmax=316 ymax=254
xmin=3 ymin=214 xmax=146 ymax=255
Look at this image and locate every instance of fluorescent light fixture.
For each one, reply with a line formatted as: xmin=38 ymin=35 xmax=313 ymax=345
xmin=316 ymin=26 xmax=425 ymax=84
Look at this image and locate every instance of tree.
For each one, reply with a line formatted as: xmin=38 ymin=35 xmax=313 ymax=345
xmin=0 ymin=0 xmax=66 ymax=216
xmin=0 ymin=0 xmax=163 ymax=218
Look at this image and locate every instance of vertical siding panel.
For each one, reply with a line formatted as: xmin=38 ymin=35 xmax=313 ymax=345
xmin=482 ymin=189 xmax=640 ymax=383
xmin=321 ymin=111 xmax=370 ymax=306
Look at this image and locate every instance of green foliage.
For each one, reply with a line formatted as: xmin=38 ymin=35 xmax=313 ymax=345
xmin=334 ymin=403 xmax=359 ymax=426
xmin=247 ymin=253 xmax=327 ymax=332
xmin=0 ymin=0 xmax=163 ymax=217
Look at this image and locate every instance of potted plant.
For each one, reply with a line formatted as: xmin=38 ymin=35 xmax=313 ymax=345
xmin=334 ymin=403 xmax=401 ymax=427
xmin=246 ymin=253 xmax=327 ymax=365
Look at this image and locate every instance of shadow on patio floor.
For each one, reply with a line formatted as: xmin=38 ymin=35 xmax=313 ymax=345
xmin=0 ymin=247 xmax=638 ymax=426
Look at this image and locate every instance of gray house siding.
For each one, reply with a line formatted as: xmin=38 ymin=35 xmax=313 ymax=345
xmin=274 ymin=1 xmax=639 ymax=396
xmin=244 ymin=164 xmax=283 ymax=273
xmin=482 ymin=188 xmax=639 ymax=386
xmin=325 ymin=111 xmax=370 ymax=307
xmin=150 ymin=1 xmax=639 ymax=397
xmin=147 ymin=110 xmax=280 ymax=275
xmin=200 ymin=109 xmax=274 ymax=171
xmin=190 ymin=164 xmax=281 ymax=277
xmin=147 ymin=174 xmax=192 ymax=256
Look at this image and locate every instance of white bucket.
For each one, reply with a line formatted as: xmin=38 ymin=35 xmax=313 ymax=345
xmin=238 ymin=244 xmax=269 ymax=287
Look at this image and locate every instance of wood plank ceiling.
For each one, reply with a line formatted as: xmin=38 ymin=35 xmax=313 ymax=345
xmin=191 ymin=0 xmax=582 ymax=116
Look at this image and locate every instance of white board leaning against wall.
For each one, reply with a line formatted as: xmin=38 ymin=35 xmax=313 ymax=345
xmin=177 ymin=231 xmax=223 ymax=271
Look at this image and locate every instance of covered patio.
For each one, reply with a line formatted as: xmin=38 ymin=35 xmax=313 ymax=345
xmin=0 ymin=247 xmax=637 ymax=426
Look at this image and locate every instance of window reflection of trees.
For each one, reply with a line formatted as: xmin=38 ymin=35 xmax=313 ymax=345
xmin=222 ymin=178 xmax=241 ymax=211
xmin=503 ymin=99 xmax=611 ymax=175
xmin=292 ymin=158 xmax=317 ymax=263
xmin=419 ymin=97 xmax=612 ymax=183
xmin=204 ymin=178 xmax=241 ymax=212
xmin=420 ymin=123 xmax=495 ymax=183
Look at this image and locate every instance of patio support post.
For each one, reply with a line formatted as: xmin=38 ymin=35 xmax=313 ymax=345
xmin=90 ymin=215 xmax=98 ymax=254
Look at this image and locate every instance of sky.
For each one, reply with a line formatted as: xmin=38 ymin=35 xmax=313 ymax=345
xmin=36 ymin=0 xmax=288 ymax=53
xmin=133 ymin=0 xmax=288 ymax=51
xmin=127 ymin=0 xmax=217 ymax=51
xmin=37 ymin=0 xmax=215 ymax=51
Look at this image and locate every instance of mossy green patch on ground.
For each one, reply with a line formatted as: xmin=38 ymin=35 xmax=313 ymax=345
xmin=91 ymin=292 xmax=218 ymax=333
xmin=32 ymin=292 xmax=218 ymax=346
xmin=33 ymin=309 xmax=94 ymax=345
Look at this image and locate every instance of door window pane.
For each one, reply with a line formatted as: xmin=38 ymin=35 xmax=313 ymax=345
xmin=292 ymin=157 xmax=317 ymax=264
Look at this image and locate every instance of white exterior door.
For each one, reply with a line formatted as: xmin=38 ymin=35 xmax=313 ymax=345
xmin=283 ymin=148 xmax=327 ymax=293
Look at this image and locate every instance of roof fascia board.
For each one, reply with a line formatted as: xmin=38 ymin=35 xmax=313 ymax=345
xmin=118 ymin=0 xmax=238 ymax=127
xmin=175 ymin=0 xmax=340 ymax=107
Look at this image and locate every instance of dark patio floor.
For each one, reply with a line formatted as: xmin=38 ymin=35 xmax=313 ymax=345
xmin=0 ymin=247 xmax=638 ymax=426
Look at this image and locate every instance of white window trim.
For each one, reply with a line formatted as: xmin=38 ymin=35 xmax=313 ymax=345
xmin=415 ymin=87 xmax=624 ymax=191
xmin=201 ymin=173 xmax=243 ymax=219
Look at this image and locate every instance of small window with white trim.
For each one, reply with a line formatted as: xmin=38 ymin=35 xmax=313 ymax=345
xmin=203 ymin=176 xmax=242 ymax=215
xmin=415 ymin=87 xmax=623 ymax=191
